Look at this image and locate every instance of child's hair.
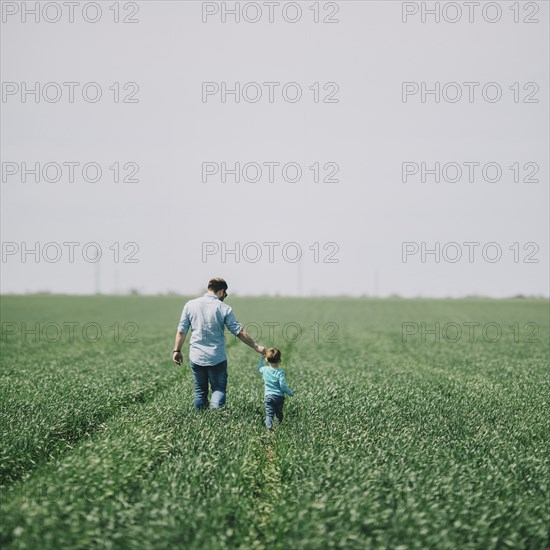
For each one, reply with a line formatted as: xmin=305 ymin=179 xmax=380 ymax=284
xmin=266 ymin=348 xmax=281 ymax=364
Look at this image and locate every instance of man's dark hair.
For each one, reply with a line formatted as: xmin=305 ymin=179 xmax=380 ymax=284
xmin=208 ymin=277 xmax=228 ymax=293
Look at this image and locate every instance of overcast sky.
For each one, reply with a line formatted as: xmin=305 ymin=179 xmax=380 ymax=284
xmin=1 ymin=0 xmax=548 ymax=297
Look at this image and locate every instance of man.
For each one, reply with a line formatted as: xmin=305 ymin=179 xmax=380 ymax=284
xmin=172 ymin=277 xmax=266 ymax=410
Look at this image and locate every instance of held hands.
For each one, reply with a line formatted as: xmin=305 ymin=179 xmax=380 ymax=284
xmin=255 ymin=344 xmax=266 ymax=356
xmin=172 ymin=351 xmax=182 ymax=365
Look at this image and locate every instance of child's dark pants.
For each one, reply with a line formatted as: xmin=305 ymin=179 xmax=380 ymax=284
xmin=264 ymin=394 xmax=285 ymax=429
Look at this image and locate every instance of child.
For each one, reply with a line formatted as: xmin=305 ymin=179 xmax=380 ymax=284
xmin=258 ymin=348 xmax=294 ymax=429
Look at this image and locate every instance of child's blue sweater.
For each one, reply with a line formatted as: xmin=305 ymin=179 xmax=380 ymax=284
xmin=258 ymin=358 xmax=294 ymax=397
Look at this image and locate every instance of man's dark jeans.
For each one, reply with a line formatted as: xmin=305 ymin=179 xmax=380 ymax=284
xmin=264 ymin=394 xmax=285 ymax=429
xmin=189 ymin=360 xmax=228 ymax=410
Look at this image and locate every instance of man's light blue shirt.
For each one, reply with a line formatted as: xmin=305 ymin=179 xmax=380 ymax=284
xmin=178 ymin=293 xmax=243 ymax=366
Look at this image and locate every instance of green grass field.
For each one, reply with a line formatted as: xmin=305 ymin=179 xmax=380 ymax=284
xmin=0 ymin=295 xmax=548 ymax=549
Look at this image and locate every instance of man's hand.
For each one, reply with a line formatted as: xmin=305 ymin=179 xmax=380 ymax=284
xmin=238 ymin=330 xmax=265 ymax=356
xmin=172 ymin=331 xmax=186 ymax=365
xmin=256 ymin=344 xmax=266 ymax=356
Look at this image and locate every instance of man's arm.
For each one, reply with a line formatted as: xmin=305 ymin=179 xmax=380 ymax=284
xmin=172 ymin=331 xmax=187 ymax=364
xmin=173 ymin=302 xmax=191 ymax=365
xmin=237 ymin=329 xmax=266 ymax=356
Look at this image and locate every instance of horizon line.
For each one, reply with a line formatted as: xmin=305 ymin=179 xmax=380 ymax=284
xmin=1 ymin=292 xmax=549 ymax=300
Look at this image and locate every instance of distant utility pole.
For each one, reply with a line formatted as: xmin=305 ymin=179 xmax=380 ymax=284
xmin=374 ymin=269 xmax=379 ymax=297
